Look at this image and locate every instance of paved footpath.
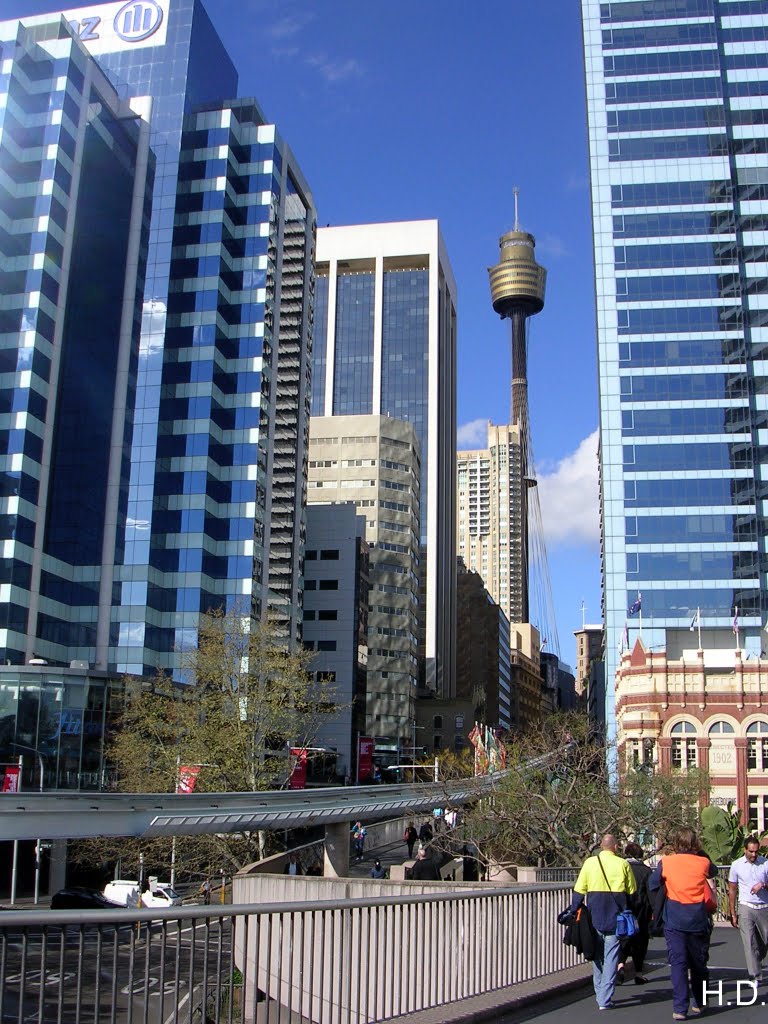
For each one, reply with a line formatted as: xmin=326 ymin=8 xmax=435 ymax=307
xmin=400 ymin=925 xmax=768 ymax=1024
xmin=496 ymin=926 xmax=767 ymax=1023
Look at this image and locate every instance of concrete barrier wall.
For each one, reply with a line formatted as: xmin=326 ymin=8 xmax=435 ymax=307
xmin=230 ymin=877 xmax=580 ymax=1024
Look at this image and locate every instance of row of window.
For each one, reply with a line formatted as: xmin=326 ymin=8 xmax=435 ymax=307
xmin=625 ymin=514 xmax=757 ymax=544
xmin=618 ymin=339 xmax=745 ymax=369
xmin=625 ymin=477 xmax=755 ymax=507
xmin=622 ymin=407 xmax=754 ymax=436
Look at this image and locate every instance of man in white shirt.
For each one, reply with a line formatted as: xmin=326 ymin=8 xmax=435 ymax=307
xmin=729 ymin=836 xmax=768 ymax=981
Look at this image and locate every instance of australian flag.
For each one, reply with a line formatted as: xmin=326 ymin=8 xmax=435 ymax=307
xmin=628 ymin=593 xmax=642 ymax=616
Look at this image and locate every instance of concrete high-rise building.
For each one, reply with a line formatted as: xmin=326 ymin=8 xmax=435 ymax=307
xmin=0 ymin=1 xmax=315 ymax=674
xmin=457 ymin=423 xmax=525 ymax=624
xmin=582 ymin=0 xmax=768 ymax=739
xmin=573 ymin=625 xmax=603 ymax=699
xmin=455 ymin=567 xmax=512 ymax=732
xmin=307 ymin=415 xmax=420 ymax=761
xmin=312 ymin=221 xmax=458 ymax=698
xmin=303 ymin=503 xmax=369 ymax=781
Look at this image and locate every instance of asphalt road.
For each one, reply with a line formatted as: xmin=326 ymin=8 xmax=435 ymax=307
xmin=0 ymin=916 xmax=235 ymax=1023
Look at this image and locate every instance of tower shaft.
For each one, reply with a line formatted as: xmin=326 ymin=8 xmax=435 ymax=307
xmin=488 ymin=219 xmax=547 ymax=627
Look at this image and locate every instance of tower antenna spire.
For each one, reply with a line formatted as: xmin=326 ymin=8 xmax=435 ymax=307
xmin=513 ymin=185 xmax=520 ymax=231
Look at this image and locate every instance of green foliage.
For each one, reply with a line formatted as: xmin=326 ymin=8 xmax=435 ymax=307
xmin=455 ymin=711 xmax=711 ymax=869
xmin=72 ymin=609 xmax=342 ymax=877
xmin=700 ymin=803 xmax=745 ymax=865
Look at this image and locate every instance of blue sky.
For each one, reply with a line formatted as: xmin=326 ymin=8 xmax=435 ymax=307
xmin=14 ymin=0 xmax=602 ymax=667
xmin=224 ymin=0 xmax=603 ymax=665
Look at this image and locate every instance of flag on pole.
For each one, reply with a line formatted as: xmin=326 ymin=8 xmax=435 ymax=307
xmin=176 ymin=765 xmax=200 ymax=794
xmin=690 ymin=608 xmax=700 ymax=632
xmin=733 ymin=607 xmax=740 ymax=636
xmin=618 ymin=621 xmax=629 ymax=654
xmin=628 ymin=593 xmax=642 ymax=616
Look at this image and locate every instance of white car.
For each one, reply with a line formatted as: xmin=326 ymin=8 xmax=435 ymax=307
xmin=103 ymin=879 xmax=182 ymax=909
xmin=141 ymin=882 xmax=182 ymax=908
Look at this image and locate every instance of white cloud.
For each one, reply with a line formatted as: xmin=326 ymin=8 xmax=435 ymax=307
xmin=268 ymin=14 xmax=314 ymax=39
xmin=457 ymin=418 xmax=489 ymax=449
xmin=306 ymin=54 xmax=364 ymax=82
xmin=537 ymin=233 xmax=569 ymax=259
xmin=537 ymin=429 xmax=599 ymax=548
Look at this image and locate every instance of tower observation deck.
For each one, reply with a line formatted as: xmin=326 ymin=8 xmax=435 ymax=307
xmin=487 ymin=190 xmax=547 ymax=626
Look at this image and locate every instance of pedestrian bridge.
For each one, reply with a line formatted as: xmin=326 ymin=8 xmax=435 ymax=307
xmin=0 ymin=879 xmax=584 ymax=1024
xmin=0 ymin=776 xmax=495 ymax=842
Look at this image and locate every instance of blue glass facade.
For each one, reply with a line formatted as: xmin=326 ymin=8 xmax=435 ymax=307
xmin=331 ymin=272 xmax=375 ymax=415
xmin=583 ymin=0 xmax=768 ymax=737
xmin=0 ymin=15 xmax=153 ymax=666
xmin=1 ymin=1 xmax=316 ymax=675
xmin=381 ymin=269 xmax=430 ymax=538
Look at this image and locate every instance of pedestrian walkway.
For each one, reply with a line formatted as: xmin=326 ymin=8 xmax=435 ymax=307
xmin=398 ymin=925 xmax=763 ymax=1024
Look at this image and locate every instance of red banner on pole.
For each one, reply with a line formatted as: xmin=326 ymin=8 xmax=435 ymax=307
xmin=2 ymin=766 xmax=20 ymax=793
xmin=358 ymin=737 xmax=374 ymax=782
xmin=289 ymin=748 xmax=307 ymax=790
xmin=176 ymin=766 xmax=200 ymax=794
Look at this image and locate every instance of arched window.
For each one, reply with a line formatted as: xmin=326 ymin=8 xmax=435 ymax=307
xmin=747 ymin=721 xmax=768 ymax=771
xmin=671 ymin=721 xmax=697 ymax=770
xmin=708 ymin=721 xmax=735 ymax=735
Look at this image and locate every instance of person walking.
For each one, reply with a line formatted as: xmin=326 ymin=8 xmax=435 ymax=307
xmin=200 ymin=878 xmax=212 ymax=905
xmin=352 ymin=821 xmax=367 ymax=861
xmin=370 ymin=859 xmax=386 ymax=879
xmin=409 ymin=847 xmax=441 ymax=881
xmin=616 ymin=842 xmax=652 ymax=985
xmin=419 ymin=820 xmax=433 ymax=845
xmin=403 ymin=822 xmax=418 ymax=859
xmin=284 ymin=853 xmax=303 ymax=876
xmin=649 ymin=827 xmax=718 ymax=1020
xmin=728 ymin=835 xmax=768 ymax=983
xmin=568 ymin=834 xmax=637 ymax=1011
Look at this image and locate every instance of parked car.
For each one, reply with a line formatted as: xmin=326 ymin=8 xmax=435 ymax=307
xmin=141 ymin=882 xmax=182 ymax=909
xmin=102 ymin=880 xmax=141 ymax=908
xmin=50 ymin=887 xmax=123 ymax=910
xmin=102 ymin=879 xmax=182 ymax=909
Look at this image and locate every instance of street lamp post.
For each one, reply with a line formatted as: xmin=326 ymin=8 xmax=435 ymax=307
xmin=10 ymin=744 xmax=46 ymax=904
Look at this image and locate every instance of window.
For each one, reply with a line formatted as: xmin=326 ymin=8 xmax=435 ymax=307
xmin=304 ymin=580 xmax=316 ymax=590
xmin=747 ymin=721 xmax=768 ymax=771
xmin=708 ymin=721 xmax=735 ymax=735
xmin=317 ymin=639 xmax=336 ymax=651
xmin=303 ymin=610 xmax=316 ymax=621
xmin=455 ymin=715 xmax=464 ymax=729
xmin=671 ymin=722 xmax=697 ymax=769
xmin=434 ymin=715 xmax=443 ymax=729
xmin=318 ymin=609 xmax=337 ymax=621
xmin=319 ymin=580 xmax=338 ymax=590
xmin=305 ymin=550 xmax=317 ymax=560
xmin=320 ymin=549 xmax=339 ymax=560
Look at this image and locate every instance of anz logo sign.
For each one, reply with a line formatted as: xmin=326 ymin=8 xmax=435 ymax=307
xmin=67 ymin=0 xmax=166 ymax=52
xmin=114 ymin=0 xmax=164 ymax=42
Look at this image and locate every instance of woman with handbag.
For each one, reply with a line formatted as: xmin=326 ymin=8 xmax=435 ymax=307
xmin=648 ymin=828 xmax=718 ymax=1020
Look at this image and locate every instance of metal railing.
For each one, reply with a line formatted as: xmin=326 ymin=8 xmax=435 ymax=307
xmin=0 ymin=883 xmax=579 ymax=1023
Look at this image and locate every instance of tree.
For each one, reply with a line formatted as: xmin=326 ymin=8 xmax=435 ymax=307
xmin=448 ymin=711 xmax=708 ymax=870
xmin=72 ymin=608 xmax=341 ymax=880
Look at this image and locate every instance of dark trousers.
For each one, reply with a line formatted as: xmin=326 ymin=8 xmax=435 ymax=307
xmin=620 ymin=928 xmax=650 ymax=972
xmin=664 ymin=928 xmax=710 ymax=1014
xmin=407 ymin=840 xmax=415 ymax=857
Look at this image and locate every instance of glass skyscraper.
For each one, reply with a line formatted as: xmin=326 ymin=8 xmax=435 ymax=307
xmin=582 ymin=0 xmax=768 ymax=737
xmin=0 ymin=0 xmax=316 ymax=674
xmin=312 ymin=221 xmax=458 ymax=697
